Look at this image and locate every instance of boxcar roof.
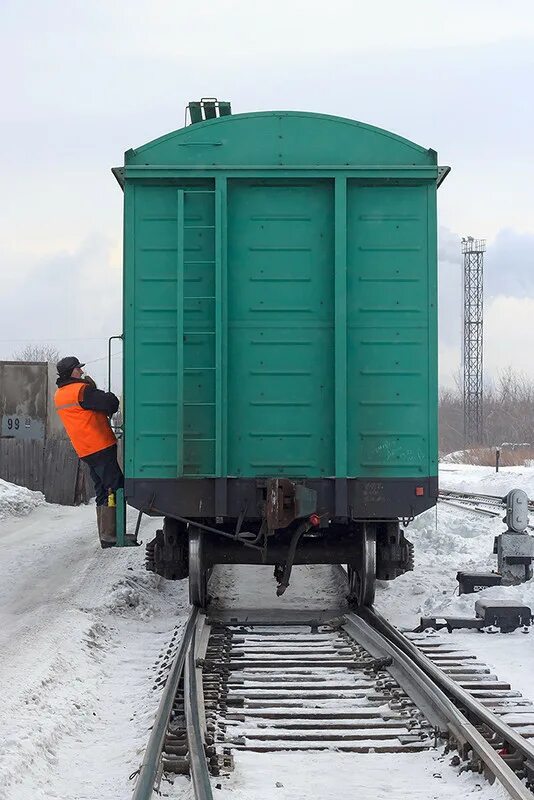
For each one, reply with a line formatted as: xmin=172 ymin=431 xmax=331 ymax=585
xmin=113 ymin=111 xmax=449 ymax=187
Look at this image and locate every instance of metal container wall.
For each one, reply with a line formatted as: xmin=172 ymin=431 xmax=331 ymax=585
xmin=120 ymin=112 xmax=441 ymax=484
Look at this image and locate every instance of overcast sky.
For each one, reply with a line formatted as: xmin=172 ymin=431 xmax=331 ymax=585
xmin=1 ymin=0 xmax=534 ymax=388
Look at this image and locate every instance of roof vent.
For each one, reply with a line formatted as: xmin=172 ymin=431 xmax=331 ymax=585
xmin=186 ymin=98 xmax=231 ymax=125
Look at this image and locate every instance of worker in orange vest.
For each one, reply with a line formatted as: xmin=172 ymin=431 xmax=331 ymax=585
xmin=54 ymin=356 xmax=132 ymax=548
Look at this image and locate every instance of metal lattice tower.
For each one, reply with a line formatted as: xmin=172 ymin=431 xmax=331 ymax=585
xmin=462 ymin=236 xmax=486 ymax=446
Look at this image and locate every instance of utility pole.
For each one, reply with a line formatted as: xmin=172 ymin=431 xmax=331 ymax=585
xmin=462 ymin=236 xmax=486 ymax=446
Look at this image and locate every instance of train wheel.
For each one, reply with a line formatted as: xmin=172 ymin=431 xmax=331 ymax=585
xmin=189 ymin=526 xmax=209 ymax=608
xmin=347 ymin=524 xmax=376 ymax=607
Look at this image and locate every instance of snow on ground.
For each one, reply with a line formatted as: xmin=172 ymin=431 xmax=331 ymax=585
xmin=376 ymin=464 xmax=534 ymax=628
xmin=205 ymin=468 xmax=534 ymax=800
xmin=0 ymin=477 xmax=44 ymax=519
xmin=165 ymin=562 xmax=507 ymax=800
xmin=0 ymin=488 xmax=190 ymax=800
xmin=440 ymin=463 xmax=534 ymax=497
xmin=2 ymin=466 xmax=534 ymax=799
xmin=209 ymin=751 xmax=509 ymax=800
xmin=210 ymin=562 xmax=348 ymax=612
xmin=376 ymin=464 xmax=534 ymax=705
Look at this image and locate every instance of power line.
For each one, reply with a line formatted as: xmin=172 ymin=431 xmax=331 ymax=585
xmin=84 ymin=352 xmax=122 ymax=366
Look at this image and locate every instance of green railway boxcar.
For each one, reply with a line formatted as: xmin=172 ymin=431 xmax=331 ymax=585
xmin=114 ymin=101 xmax=448 ymax=607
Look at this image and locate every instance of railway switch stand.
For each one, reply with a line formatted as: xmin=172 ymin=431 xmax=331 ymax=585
xmin=494 ymin=490 xmax=534 ymax=585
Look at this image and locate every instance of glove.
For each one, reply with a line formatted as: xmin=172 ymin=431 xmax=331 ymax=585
xmin=84 ymin=375 xmax=97 ymax=389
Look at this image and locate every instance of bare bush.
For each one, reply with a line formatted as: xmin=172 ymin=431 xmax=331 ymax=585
xmin=12 ymin=343 xmax=60 ymax=363
xmin=444 ymin=447 xmax=534 ymax=466
xmin=439 ymin=367 xmax=534 ymax=460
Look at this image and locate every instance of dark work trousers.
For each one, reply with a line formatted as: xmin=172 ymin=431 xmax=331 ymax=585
xmin=82 ymin=444 xmax=124 ymax=506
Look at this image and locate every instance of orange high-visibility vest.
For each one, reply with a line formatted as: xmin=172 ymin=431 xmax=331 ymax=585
xmin=54 ymin=382 xmax=116 ymax=458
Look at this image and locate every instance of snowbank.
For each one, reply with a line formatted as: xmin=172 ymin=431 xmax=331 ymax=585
xmin=0 ymin=501 xmax=188 ymax=800
xmin=377 ymin=464 xmax=534 ymax=629
xmin=440 ymin=463 xmax=534 ymax=498
xmin=0 ymin=479 xmax=44 ymax=520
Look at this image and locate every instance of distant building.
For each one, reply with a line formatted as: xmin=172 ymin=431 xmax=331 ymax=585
xmin=0 ymin=361 xmax=92 ymax=503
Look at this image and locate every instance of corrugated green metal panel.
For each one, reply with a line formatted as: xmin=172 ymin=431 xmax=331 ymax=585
xmin=123 ymin=111 xmax=440 ymax=484
xmin=347 ymin=330 xmax=430 ymax=476
xmin=346 ymin=184 xmax=435 ymax=477
xmin=226 ymin=181 xmax=334 ymax=477
xmin=126 ymin=112 xmax=436 ymax=168
xmin=130 ymin=185 xmax=178 ymax=479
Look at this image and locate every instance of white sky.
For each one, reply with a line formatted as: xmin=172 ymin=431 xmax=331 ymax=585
xmin=1 ymin=0 xmax=534 ymax=387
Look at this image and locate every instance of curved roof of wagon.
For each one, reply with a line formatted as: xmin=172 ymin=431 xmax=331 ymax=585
xmin=124 ymin=110 xmax=437 ymax=167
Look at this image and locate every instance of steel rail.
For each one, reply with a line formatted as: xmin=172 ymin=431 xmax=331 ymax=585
xmin=344 ymin=612 xmax=530 ymax=799
xmin=440 ymin=489 xmax=505 ymax=505
xmin=357 ymin=605 xmax=534 ymax=798
xmin=438 ymin=489 xmax=534 ymax=525
xmin=131 ymin=608 xmax=199 ymax=800
xmin=438 ymin=497 xmax=501 ymax=517
xmin=185 ymin=626 xmax=214 ymax=800
xmin=439 ymin=489 xmax=534 ymax=512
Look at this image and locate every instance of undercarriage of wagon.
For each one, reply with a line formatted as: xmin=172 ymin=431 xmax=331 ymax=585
xmin=142 ymin=477 xmax=416 ymax=608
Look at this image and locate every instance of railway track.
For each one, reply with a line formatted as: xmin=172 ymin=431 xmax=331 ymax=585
xmin=439 ymin=489 xmax=534 ymax=516
xmin=131 ymin=576 xmax=534 ymax=800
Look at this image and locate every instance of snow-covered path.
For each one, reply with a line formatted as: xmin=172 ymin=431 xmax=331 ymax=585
xmin=0 ymin=499 xmax=189 ymax=800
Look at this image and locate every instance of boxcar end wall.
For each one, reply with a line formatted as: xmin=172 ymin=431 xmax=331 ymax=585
xmin=118 ymin=111 xmax=445 ymax=521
